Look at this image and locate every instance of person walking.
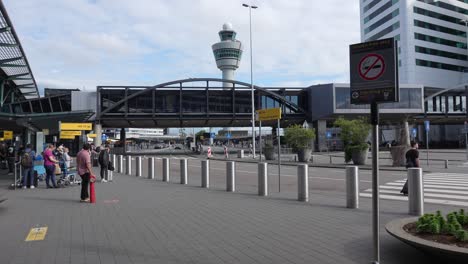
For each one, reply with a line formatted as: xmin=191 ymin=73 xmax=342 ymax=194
xmin=43 ymin=144 xmax=59 ymax=188
xmin=224 ymin=144 xmax=228 ymax=159
xmin=98 ymin=144 xmax=110 ymax=183
xmin=400 ymin=141 xmax=420 ymax=196
xmin=20 ymin=144 xmax=35 ymax=189
xmin=76 ymin=143 xmax=95 ymax=202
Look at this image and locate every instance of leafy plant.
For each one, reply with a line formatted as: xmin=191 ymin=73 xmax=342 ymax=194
xmin=416 ymin=210 xmax=468 ymax=242
xmin=284 ymin=124 xmax=315 ymax=152
xmin=334 ymin=117 xmax=371 ymax=162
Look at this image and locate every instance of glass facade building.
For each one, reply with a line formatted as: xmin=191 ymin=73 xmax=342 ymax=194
xmin=360 ymin=0 xmax=468 ymax=88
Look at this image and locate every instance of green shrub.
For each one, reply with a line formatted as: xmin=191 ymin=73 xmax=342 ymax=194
xmin=284 ymin=124 xmax=315 ymax=152
xmin=334 ymin=117 xmax=371 ymax=163
xmin=416 ymin=210 xmax=467 ymax=242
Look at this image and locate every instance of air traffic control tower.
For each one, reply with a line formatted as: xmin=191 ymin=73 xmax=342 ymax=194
xmin=212 ymin=23 xmax=243 ymax=88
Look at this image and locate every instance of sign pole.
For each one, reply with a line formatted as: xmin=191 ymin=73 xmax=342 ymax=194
xmin=426 ymin=130 xmax=429 ymax=166
xmin=259 ymin=120 xmax=262 ymax=162
xmin=465 ymin=121 xmax=468 ymax=161
xmin=277 ymin=118 xmax=281 ymax=193
xmin=371 ymin=101 xmax=380 ymax=264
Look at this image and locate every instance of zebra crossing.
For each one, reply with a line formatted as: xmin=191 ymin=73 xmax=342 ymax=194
xmin=360 ymin=172 xmax=468 ymax=207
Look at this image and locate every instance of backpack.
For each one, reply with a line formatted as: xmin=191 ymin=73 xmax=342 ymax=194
xmin=21 ymin=152 xmax=33 ymax=168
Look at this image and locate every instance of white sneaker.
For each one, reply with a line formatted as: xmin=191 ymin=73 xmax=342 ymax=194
xmin=30 ymin=186 xmax=35 ymax=189
xmin=101 ymin=179 xmax=107 ymax=183
xmin=22 ymin=186 xmax=27 ymax=189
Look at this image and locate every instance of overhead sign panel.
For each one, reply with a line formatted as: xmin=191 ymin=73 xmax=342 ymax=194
xmin=60 ymin=122 xmax=92 ymax=131
xmin=349 ymin=37 xmax=399 ymax=104
xmin=60 ymin=131 xmax=81 ymax=137
xmin=87 ymin=133 xmax=97 ymax=138
xmin=2 ymin=130 xmax=13 ymax=140
xmin=256 ymin=108 xmax=282 ymax=121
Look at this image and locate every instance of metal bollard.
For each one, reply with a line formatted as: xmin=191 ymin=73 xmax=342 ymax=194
xmin=445 ymin=160 xmax=448 ymax=169
xmin=408 ymin=168 xmax=424 ymax=216
xmin=201 ymin=160 xmax=210 ymax=188
xmin=258 ymin=162 xmax=268 ymax=196
xmin=226 ymin=161 xmax=236 ymax=192
xmin=346 ymin=166 xmax=359 ymax=209
xmin=118 ymin=155 xmax=124 ymax=173
xmin=162 ymin=158 xmax=170 ymax=182
xmin=109 ymin=154 xmax=116 ymax=181
xmin=297 ymin=164 xmax=309 ymax=202
xmin=329 ymin=156 xmax=332 ymax=164
xmin=180 ymin=159 xmax=188 ymax=184
xmin=136 ymin=157 xmax=142 ymax=177
xmin=126 ymin=156 xmax=132 ymax=175
xmin=148 ymin=157 xmax=155 ymax=179
xmin=14 ymin=163 xmax=17 ymax=190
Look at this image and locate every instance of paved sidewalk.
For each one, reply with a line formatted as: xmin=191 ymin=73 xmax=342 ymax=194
xmin=0 ymin=167 xmax=461 ymax=264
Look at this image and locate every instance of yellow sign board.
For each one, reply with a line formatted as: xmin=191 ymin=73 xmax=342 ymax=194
xmin=256 ymin=108 xmax=282 ymax=121
xmin=25 ymin=227 xmax=48 ymax=241
xmin=2 ymin=130 xmax=13 ymax=140
xmin=60 ymin=123 xmax=92 ymax=131
xmin=87 ymin=133 xmax=97 ymax=138
xmin=60 ymin=135 xmax=76 ymax=140
xmin=60 ymin=131 xmax=81 ymax=137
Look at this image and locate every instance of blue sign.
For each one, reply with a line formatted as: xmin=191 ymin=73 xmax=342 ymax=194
xmin=210 ymin=132 xmax=215 ymax=138
xmin=101 ymin=134 xmax=108 ymax=141
xmin=226 ymin=133 xmax=231 ymax=139
xmin=411 ymin=128 xmax=417 ymax=138
xmin=326 ymin=131 xmax=332 ymax=139
xmin=424 ymin=120 xmax=430 ymax=132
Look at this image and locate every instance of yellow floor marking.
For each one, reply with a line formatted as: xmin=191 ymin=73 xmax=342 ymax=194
xmin=25 ymin=227 xmax=48 ymax=241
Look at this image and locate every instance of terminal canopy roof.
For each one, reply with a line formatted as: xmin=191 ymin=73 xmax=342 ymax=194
xmin=0 ymin=2 xmax=39 ymax=102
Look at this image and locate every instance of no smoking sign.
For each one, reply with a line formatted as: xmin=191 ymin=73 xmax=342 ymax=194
xmin=358 ymin=54 xmax=385 ymax=81
xmin=349 ymin=37 xmax=399 ymax=104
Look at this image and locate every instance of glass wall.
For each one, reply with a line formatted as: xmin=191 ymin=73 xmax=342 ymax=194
xmin=100 ymin=89 xmax=126 ymax=113
xmin=182 ymin=90 xmax=206 ymax=113
xmin=127 ymin=90 xmax=153 ymax=113
xmin=335 ymin=87 xmax=423 ymax=110
xmin=209 ymin=91 xmax=232 ymax=113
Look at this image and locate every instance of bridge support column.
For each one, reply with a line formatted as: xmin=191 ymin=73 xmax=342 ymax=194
xmin=315 ymin=120 xmax=327 ymax=152
xmin=120 ymin=128 xmax=126 ymax=154
xmin=94 ymin=123 xmax=102 ymax=146
xmin=35 ymin=131 xmax=44 ymax=155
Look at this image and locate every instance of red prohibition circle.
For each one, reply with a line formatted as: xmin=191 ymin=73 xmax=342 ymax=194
xmin=358 ymin=53 xmax=385 ymax=81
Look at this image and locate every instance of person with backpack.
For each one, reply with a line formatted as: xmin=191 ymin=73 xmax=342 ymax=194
xmin=6 ymin=143 xmax=15 ymax=175
xmin=21 ymin=144 xmax=36 ymax=189
xmin=400 ymin=141 xmax=420 ymax=196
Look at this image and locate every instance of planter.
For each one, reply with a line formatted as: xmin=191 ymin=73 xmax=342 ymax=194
xmin=351 ymin=147 xmax=368 ymax=165
xmin=263 ymin=147 xmax=275 ymax=160
xmin=390 ymin=145 xmax=410 ymax=166
xmin=297 ymin=148 xmax=312 ymax=162
xmin=386 ymin=217 xmax=468 ymax=263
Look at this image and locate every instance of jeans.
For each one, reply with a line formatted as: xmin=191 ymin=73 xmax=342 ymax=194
xmin=45 ymin=165 xmax=57 ymax=188
xmin=80 ymin=173 xmax=90 ymax=200
xmin=22 ymin=167 xmax=33 ymax=187
xmin=100 ymin=165 xmax=108 ymax=180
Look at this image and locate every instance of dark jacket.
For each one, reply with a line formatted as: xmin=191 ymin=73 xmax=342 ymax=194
xmin=98 ymin=149 xmax=109 ymax=166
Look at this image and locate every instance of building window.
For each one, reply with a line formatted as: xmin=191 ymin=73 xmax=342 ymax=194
xmin=366 ymin=21 xmax=400 ymax=41
xmin=365 ymin=9 xmax=399 ymax=34
xmin=413 ymin=7 xmax=461 ymax=25
xmin=415 ymin=46 xmax=468 ymax=61
xmin=414 ymin=33 xmax=467 ymax=49
xmin=418 ymin=0 xmax=468 ymax=16
xmin=416 ymin=59 xmax=467 ymax=72
xmin=364 ymin=0 xmax=399 ymax=24
xmin=414 ymin=20 xmax=466 ymax=37
xmin=213 ymin=48 xmax=242 ymax=60
xmin=364 ymin=0 xmax=383 ymax=12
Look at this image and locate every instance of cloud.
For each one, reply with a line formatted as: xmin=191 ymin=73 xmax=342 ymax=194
xmin=4 ymin=0 xmax=360 ymax=90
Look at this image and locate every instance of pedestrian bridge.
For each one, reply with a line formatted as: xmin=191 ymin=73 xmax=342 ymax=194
xmin=96 ymin=78 xmax=309 ymax=128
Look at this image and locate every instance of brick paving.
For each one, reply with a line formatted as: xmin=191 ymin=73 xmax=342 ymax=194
xmin=0 ymin=160 xmax=462 ymax=264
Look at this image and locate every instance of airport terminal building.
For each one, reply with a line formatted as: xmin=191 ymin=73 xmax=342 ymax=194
xmin=0 ymin=1 xmax=467 ymax=152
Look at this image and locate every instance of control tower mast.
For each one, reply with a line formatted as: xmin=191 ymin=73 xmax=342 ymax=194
xmin=212 ymin=23 xmax=243 ymax=88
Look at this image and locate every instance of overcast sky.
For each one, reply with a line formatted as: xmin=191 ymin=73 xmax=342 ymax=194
xmin=4 ymin=0 xmax=361 ymax=93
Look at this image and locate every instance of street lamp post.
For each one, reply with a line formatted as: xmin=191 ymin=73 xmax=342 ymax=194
xmin=243 ymin=3 xmax=258 ymax=159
